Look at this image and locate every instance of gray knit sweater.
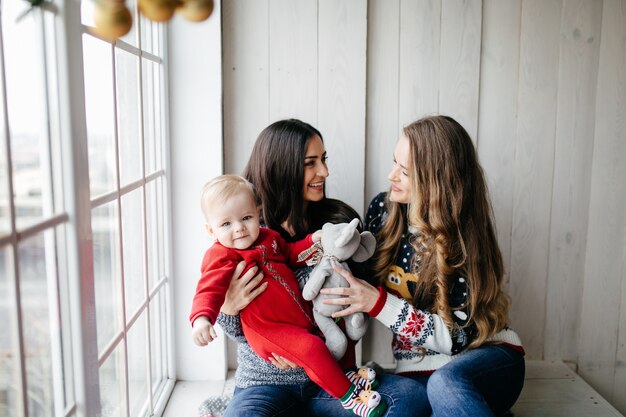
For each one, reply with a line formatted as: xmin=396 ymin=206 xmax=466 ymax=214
xmin=215 ymin=267 xmax=314 ymax=388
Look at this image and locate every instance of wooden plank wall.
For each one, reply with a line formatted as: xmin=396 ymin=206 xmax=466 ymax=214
xmin=578 ymin=0 xmax=626 ymax=411
xmin=223 ymin=0 xmax=367 ymax=212
xmin=220 ymin=0 xmax=626 ymax=413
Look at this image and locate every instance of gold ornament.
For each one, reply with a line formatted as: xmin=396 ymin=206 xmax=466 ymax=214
xmin=138 ymin=0 xmax=179 ymax=23
xmin=92 ymin=0 xmax=133 ymax=41
xmin=177 ymin=0 xmax=214 ymax=22
xmin=90 ymin=0 xmax=215 ymax=42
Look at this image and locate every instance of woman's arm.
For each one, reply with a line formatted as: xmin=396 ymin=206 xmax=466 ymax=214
xmin=217 ymin=261 xmax=302 ymax=371
xmin=220 ymin=261 xmax=266 ymax=315
xmin=323 ymin=266 xmax=474 ymax=355
xmin=217 ymin=261 xmax=266 ymax=341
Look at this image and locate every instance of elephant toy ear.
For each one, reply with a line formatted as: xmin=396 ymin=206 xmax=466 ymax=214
xmin=335 ymin=218 xmax=360 ymax=247
xmin=351 ymin=231 xmax=376 ymax=262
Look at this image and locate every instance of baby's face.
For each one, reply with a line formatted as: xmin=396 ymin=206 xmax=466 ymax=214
xmin=206 ymin=191 xmax=260 ymax=250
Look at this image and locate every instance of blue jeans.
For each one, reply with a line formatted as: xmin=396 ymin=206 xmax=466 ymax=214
xmin=223 ymin=372 xmax=429 ymax=417
xmin=223 ymin=382 xmax=313 ymax=417
xmin=408 ymin=345 xmax=525 ymax=417
xmin=306 ymin=372 xmax=429 ymax=417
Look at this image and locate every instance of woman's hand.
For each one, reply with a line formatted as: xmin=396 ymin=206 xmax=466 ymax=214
xmin=268 ymin=353 xmax=300 ymax=370
xmin=320 ymin=266 xmax=380 ymax=317
xmin=220 ymin=261 xmax=267 ymax=315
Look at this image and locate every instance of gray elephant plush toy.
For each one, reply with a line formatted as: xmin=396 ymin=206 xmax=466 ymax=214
xmin=302 ymin=218 xmax=377 ymax=360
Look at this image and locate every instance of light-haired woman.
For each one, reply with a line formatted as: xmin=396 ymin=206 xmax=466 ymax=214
xmin=325 ymin=115 xmax=525 ymax=417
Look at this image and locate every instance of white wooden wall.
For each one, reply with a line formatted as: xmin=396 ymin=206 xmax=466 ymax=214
xmin=220 ymin=0 xmax=626 ymax=413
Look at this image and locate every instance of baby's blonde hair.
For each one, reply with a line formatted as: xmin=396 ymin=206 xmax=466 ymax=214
xmin=200 ymin=175 xmax=256 ymax=222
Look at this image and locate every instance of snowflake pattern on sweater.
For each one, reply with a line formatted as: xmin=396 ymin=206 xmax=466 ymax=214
xmin=365 ymin=192 xmax=523 ymax=373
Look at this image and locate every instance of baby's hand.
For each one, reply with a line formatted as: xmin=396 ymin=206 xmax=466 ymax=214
xmin=192 ymin=316 xmax=217 ymax=346
xmin=312 ymin=229 xmax=322 ymax=243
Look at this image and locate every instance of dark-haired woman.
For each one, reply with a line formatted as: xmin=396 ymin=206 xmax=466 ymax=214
xmin=218 ymin=119 xmax=428 ymax=417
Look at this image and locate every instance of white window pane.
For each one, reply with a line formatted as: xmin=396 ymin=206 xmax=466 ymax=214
xmin=122 ymin=190 xmax=145 ymax=317
xmin=153 ymin=21 xmax=162 ymax=58
xmin=83 ymin=34 xmax=117 ymax=197
xmin=149 ymin=290 xmax=167 ymax=394
xmin=142 ymin=59 xmax=156 ymax=175
xmin=80 ymin=0 xmax=96 ymax=27
xmin=18 ymin=227 xmax=75 ymax=416
xmin=42 ymin=10 xmax=66 ymax=221
xmin=153 ymin=65 xmax=164 ymax=172
xmin=53 ymin=226 xmax=75 ymax=410
xmin=93 ymin=202 xmax=122 ymax=353
xmin=139 ymin=14 xmax=153 ymax=56
xmin=158 ymin=178 xmax=167 ymax=279
xmin=127 ymin=313 xmax=148 ymax=417
xmin=160 ymin=179 xmax=168 ymax=277
xmin=145 ymin=180 xmax=160 ymax=291
xmin=2 ymin=5 xmax=48 ymax=230
xmin=115 ymin=49 xmax=142 ymax=186
xmin=18 ymin=234 xmax=54 ymax=417
xmin=0 ymin=33 xmax=9 ymax=236
xmin=0 ymin=2 xmax=170 ymax=417
xmin=99 ymin=345 xmax=124 ymax=417
xmin=119 ymin=0 xmax=139 ymax=48
xmin=139 ymin=16 xmax=163 ymax=58
xmin=0 ymin=126 xmax=9 ymax=235
xmin=0 ymin=246 xmax=18 ymax=417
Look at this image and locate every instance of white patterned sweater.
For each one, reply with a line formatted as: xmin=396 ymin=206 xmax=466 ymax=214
xmin=365 ymin=193 xmax=524 ymax=375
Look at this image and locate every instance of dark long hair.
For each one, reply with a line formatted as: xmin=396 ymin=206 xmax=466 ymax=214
xmin=244 ymin=119 xmax=361 ymax=241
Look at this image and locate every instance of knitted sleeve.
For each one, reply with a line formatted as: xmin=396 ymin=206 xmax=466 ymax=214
xmin=216 ymin=312 xmax=246 ymax=342
xmin=370 ymin=275 xmax=476 ymax=356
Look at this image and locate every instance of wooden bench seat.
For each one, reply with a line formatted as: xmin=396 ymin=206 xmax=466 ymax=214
xmin=163 ymin=361 xmax=624 ymax=417
xmin=511 ymin=360 xmax=623 ymax=417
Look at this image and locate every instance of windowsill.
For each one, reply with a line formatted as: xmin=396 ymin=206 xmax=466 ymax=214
xmin=162 ymin=381 xmax=223 ymax=417
xmin=162 ymin=372 xmax=235 ymax=417
xmin=161 ymin=363 xmax=625 ymax=417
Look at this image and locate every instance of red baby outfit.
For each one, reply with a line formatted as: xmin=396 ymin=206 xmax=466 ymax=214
xmin=189 ymin=228 xmax=351 ymax=398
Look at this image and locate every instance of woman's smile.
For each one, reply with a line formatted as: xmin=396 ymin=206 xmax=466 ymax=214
xmin=302 ymin=135 xmax=329 ymax=202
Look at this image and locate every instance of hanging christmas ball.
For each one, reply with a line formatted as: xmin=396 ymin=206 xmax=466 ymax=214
xmin=138 ymin=0 xmax=180 ymax=22
xmin=177 ymin=0 xmax=214 ymax=22
xmin=92 ymin=0 xmax=132 ymax=41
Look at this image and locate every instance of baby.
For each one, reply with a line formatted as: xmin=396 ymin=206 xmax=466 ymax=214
xmin=189 ymin=175 xmax=387 ymax=417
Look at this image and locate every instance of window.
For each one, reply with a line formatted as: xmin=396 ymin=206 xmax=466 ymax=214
xmin=0 ymin=2 xmax=172 ymax=416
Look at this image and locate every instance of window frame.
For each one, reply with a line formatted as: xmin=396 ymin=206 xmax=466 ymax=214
xmin=0 ymin=2 xmax=176 ymax=416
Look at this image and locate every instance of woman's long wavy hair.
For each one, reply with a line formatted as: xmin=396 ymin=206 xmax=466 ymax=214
xmin=373 ymin=115 xmax=510 ymax=348
xmin=243 ymin=119 xmax=361 ymax=241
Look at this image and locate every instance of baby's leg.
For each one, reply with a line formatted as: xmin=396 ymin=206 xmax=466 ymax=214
xmin=244 ymin=324 xmax=351 ymax=398
xmin=243 ymin=321 xmax=389 ymax=416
